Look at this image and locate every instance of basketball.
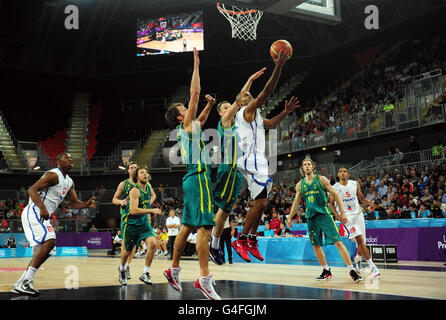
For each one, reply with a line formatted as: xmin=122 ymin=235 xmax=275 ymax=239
xmin=270 ymin=40 xmax=293 ymax=60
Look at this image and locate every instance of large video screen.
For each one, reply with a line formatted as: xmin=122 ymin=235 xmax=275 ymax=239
xmin=136 ymin=11 xmax=204 ymax=56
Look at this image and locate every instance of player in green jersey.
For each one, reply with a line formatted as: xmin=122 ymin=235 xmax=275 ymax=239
xmin=163 ymin=48 xmax=220 ymax=300
xmin=118 ymin=165 xmax=161 ymax=285
xmin=287 ymin=158 xmax=362 ymax=283
xmin=112 ymin=161 xmax=138 ymax=280
xmin=209 ymin=68 xmax=267 ymax=265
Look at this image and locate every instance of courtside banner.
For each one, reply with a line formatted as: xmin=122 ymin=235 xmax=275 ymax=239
xmin=417 ymin=227 xmax=446 ymax=261
xmin=56 ymin=232 xmax=112 ymax=249
xmin=0 ymin=247 xmax=88 ymax=258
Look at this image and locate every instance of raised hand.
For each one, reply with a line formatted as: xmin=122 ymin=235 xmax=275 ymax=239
xmin=85 ymin=197 xmax=96 ymax=208
xmin=249 ymin=67 xmax=267 ymax=80
xmin=273 ymin=50 xmax=290 ymax=68
xmin=284 ymin=96 xmax=301 ymax=114
xmin=205 ymin=94 xmax=216 ymax=105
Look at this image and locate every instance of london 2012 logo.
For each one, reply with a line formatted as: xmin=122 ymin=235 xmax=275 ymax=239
xmin=438 ymin=235 xmax=446 ymax=250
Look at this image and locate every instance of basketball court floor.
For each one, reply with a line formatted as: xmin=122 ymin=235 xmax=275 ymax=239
xmin=1 ymin=250 xmax=445 ymax=300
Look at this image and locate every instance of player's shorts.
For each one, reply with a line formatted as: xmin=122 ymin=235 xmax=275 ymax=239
xmin=122 ymin=222 xmax=155 ymax=251
xmin=307 ymin=212 xmax=342 ymax=246
xmin=182 ymin=172 xmax=215 ymax=227
xmin=213 ymin=164 xmax=244 ymax=213
xmin=344 ymin=213 xmax=366 ymax=241
xmin=237 ymin=155 xmax=272 ymax=199
xmin=22 ymin=204 xmax=56 ymax=247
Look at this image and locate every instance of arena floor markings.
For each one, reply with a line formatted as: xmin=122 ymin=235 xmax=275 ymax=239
xmin=0 ymin=252 xmax=445 ymax=300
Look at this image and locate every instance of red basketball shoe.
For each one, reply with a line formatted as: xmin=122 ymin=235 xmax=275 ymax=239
xmin=247 ymin=238 xmax=264 ymax=261
xmin=231 ymin=238 xmax=251 ymax=262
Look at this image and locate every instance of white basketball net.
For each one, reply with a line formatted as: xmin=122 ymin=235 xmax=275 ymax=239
xmin=217 ymin=3 xmax=263 ymax=41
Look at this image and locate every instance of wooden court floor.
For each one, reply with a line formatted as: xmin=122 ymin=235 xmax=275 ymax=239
xmin=137 ymin=32 xmax=204 ymax=53
xmin=1 ymin=251 xmax=446 ymax=300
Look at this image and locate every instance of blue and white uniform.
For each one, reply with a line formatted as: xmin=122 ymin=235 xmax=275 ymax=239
xmin=235 ymin=106 xmax=272 ymax=199
xmin=332 ymin=180 xmax=366 ymax=241
xmin=22 ymin=168 xmax=73 ymax=247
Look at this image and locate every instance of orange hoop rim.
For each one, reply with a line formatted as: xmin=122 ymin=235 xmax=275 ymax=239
xmin=217 ymin=2 xmax=259 ymax=15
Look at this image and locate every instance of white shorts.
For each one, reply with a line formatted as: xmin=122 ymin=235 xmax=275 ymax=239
xmin=22 ymin=204 xmax=56 ymax=247
xmin=344 ymin=213 xmax=366 ymax=241
xmin=237 ymin=156 xmax=272 ymax=199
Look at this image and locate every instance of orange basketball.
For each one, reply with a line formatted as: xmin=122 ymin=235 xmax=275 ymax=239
xmin=270 ymin=40 xmax=293 ymax=60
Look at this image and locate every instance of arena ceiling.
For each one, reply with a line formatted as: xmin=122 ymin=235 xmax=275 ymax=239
xmin=0 ymin=0 xmax=445 ymax=76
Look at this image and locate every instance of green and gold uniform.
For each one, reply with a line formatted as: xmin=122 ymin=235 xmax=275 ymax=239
xmin=213 ymin=119 xmax=244 ymax=213
xmin=301 ymin=174 xmax=341 ymax=246
xmin=177 ymin=123 xmax=215 ymax=226
xmin=120 ymin=178 xmax=136 ymax=232
xmin=122 ymin=184 xmax=156 ymax=251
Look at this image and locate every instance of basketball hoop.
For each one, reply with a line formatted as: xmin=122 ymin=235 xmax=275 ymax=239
xmin=217 ymin=2 xmax=263 ymax=41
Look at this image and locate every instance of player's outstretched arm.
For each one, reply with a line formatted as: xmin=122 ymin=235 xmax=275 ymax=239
xmin=196 ymin=94 xmax=216 ymax=126
xmin=240 ymin=67 xmax=267 ymax=93
xmin=183 ymin=48 xmax=201 ymax=133
xmin=112 ymin=181 xmax=126 ymax=207
xmin=263 ymin=96 xmax=301 ymax=129
xmin=243 ymin=50 xmax=290 ymax=123
xmin=28 ymin=171 xmax=59 ymax=221
xmin=67 ymin=183 xmax=96 ymax=210
xmin=287 ymin=181 xmax=302 ymax=227
xmin=221 ymin=101 xmax=241 ymax=128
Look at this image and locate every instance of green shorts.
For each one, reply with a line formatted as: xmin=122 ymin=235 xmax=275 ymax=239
xmin=213 ymin=164 xmax=243 ymax=213
xmin=182 ymin=172 xmax=215 ymax=227
xmin=307 ymin=213 xmax=341 ymax=246
xmin=122 ymin=222 xmax=155 ymax=251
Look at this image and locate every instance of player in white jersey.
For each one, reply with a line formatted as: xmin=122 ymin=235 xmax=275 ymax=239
xmin=11 ymin=153 xmax=96 ymax=296
xmin=231 ymin=49 xmax=301 ymax=262
xmin=330 ymin=167 xmax=380 ymax=278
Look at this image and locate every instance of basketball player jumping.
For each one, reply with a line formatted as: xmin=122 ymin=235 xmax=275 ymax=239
xmin=119 ymin=165 xmax=161 ymax=285
xmin=330 ymin=167 xmax=380 ymax=278
xmin=209 ymin=67 xmax=267 ymax=265
xmin=12 ymin=153 xmax=96 ymax=296
xmin=287 ymin=158 xmax=362 ymax=282
xmin=231 ymin=50 xmax=300 ymax=263
xmin=112 ymin=161 xmax=138 ymax=281
xmin=163 ymin=48 xmax=220 ymax=300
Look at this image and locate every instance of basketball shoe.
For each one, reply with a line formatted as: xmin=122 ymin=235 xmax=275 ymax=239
xmin=139 ymin=272 xmax=152 ymax=285
xmin=316 ymin=268 xmax=332 ymax=281
xmin=371 ymin=266 xmax=381 ymax=278
xmin=163 ymin=267 xmax=182 ymax=292
xmin=247 ymin=237 xmax=264 ymax=261
xmin=14 ymin=279 xmax=40 ymax=297
xmin=194 ymin=275 xmax=221 ymax=300
xmin=209 ymin=239 xmax=225 ymax=265
xmin=118 ymin=266 xmax=127 ymax=285
xmin=231 ymin=238 xmax=251 ymax=262
xmin=350 ymin=269 xmax=362 ymax=283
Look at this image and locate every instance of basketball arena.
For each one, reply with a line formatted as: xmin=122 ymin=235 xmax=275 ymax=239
xmin=0 ymin=0 xmax=445 ymax=314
